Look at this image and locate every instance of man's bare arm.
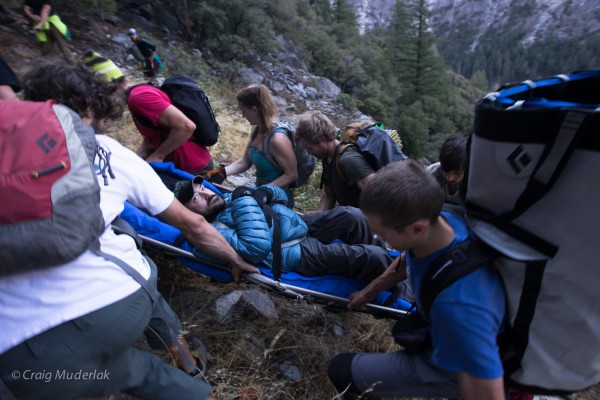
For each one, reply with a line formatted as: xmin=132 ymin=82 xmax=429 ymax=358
xmin=347 ymin=255 xmax=407 ymax=310
xmin=315 ymin=186 xmax=336 ymax=212
xmin=158 ymin=199 xmax=259 ymax=281
xmin=136 ymin=138 xmax=154 ymax=160
xmin=147 ymin=105 xmax=195 ymax=163
xmin=23 ymin=5 xmax=39 ymax=21
xmin=33 ymin=4 xmax=51 ymax=30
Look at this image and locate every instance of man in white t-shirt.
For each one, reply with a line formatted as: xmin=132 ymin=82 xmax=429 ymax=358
xmin=0 ymin=62 xmax=257 ymax=400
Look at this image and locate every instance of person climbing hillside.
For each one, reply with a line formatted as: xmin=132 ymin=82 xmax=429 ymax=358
xmin=128 ymin=28 xmax=163 ymax=79
xmin=23 ymin=0 xmax=74 ymax=62
xmin=82 ymin=50 xmax=127 ymax=89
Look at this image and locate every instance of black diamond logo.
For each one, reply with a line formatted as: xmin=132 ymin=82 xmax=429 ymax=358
xmin=36 ymin=133 xmax=57 ymax=154
xmin=507 ymin=145 xmax=531 ymax=174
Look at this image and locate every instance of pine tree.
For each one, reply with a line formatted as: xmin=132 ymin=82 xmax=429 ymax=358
xmin=383 ymin=0 xmax=451 ymax=156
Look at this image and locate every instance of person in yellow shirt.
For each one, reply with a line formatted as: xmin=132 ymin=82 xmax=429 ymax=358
xmin=23 ymin=0 xmax=74 ymax=63
xmin=82 ymin=50 xmax=128 ymax=90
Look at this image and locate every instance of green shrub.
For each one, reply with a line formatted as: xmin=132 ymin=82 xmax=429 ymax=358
xmin=336 ymin=93 xmax=360 ymax=110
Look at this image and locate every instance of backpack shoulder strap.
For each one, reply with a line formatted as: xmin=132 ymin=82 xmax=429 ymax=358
xmin=262 ymin=125 xmax=293 ymax=165
xmin=333 ymin=142 xmax=354 ymax=185
xmin=419 ymin=239 xmax=497 ymax=319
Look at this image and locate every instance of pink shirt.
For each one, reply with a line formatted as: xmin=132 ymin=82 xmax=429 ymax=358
xmin=128 ymin=84 xmax=211 ymax=173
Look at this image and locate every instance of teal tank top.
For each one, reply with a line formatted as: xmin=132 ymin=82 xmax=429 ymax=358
xmin=248 ymin=147 xmax=283 ymax=186
xmin=249 ymin=130 xmax=293 ymax=203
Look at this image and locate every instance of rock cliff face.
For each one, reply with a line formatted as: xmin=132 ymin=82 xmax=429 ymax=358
xmin=346 ymin=0 xmax=397 ymax=34
xmin=348 ymin=0 xmax=600 ymax=82
xmin=426 ymin=0 xmax=600 ymax=48
xmin=349 ymin=0 xmax=600 ymax=46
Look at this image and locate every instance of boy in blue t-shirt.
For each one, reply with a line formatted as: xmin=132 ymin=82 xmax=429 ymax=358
xmin=328 ymin=159 xmax=506 ymax=400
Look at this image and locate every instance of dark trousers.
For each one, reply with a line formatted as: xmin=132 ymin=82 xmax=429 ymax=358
xmin=296 ymin=206 xmax=392 ymax=282
xmin=41 ymin=24 xmax=73 ymax=63
xmin=0 ymin=258 xmax=211 ymax=400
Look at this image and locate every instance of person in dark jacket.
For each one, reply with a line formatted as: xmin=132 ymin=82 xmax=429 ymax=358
xmin=174 ymin=177 xmax=392 ymax=282
xmin=295 ymin=111 xmax=377 ymax=211
xmin=128 ymin=28 xmax=163 ymax=79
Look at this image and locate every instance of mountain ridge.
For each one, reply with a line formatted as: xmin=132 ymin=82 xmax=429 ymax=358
xmin=348 ymin=0 xmax=600 ymax=84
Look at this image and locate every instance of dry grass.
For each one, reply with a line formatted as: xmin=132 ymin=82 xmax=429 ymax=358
xmin=154 ymin=254 xmax=399 ymax=400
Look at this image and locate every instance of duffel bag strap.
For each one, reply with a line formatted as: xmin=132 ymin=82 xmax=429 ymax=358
xmin=508 ymin=109 xmax=589 ymax=220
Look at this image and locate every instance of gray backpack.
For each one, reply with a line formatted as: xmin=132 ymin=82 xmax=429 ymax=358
xmin=0 ymin=100 xmax=105 ymax=275
xmin=254 ymin=122 xmax=316 ymax=188
xmin=465 ymin=70 xmax=600 ymax=395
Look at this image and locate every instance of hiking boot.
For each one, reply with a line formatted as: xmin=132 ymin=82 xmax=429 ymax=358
xmin=168 ymin=335 xmax=209 ymax=380
xmin=187 ymin=335 xmax=209 ymax=380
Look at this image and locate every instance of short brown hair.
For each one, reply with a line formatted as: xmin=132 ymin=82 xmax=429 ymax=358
xmin=360 ymin=159 xmax=444 ymax=228
xmin=294 ymin=111 xmax=338 ymax=144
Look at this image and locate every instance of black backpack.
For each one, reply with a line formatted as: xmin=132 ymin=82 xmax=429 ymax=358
xmin=160 ymin=75 xmax=220 ymax=146
xmin=334 ymin=122 xmax=407 ymax=185
xmin=129 ymin=76 xmax=220 ymax=147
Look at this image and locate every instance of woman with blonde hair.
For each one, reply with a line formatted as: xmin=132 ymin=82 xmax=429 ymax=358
xmin=205 ymin=84 xmax=297 ymax=203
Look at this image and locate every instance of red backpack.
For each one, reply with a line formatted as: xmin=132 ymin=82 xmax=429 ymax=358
xmin=0 ymin=100 xmax=105 ymax=276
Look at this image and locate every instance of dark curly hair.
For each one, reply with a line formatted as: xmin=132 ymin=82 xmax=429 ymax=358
xmin=22 ymin=62 xmax=124 ymax=122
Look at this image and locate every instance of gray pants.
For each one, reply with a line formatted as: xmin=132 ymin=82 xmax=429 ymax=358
xmin=296 ymin=206 xmax=392 ymax=282
xmin=329 ymin=349 xmax=461 ymax=398
xmin=0 ymin=257 xmax=211 ymax=400
xmin=330 ymin=349 xmax=512 ymax=399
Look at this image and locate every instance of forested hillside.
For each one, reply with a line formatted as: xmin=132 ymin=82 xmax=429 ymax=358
xmin=2 ymin=0 xmax=484 ymax=160
xmin=346 ymin=1 xmax=600 ymax=90
xmin=427 ymin=0 xmax=600 ymax=88
xmin=183 ymin=0 xmax=485 ymax=158
xmin=3 ymin=0 xmax=598 ymax=159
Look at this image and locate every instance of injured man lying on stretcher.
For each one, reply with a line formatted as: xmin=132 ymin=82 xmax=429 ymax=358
xmin=171 ymin=176 xmax=392 ymax=283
